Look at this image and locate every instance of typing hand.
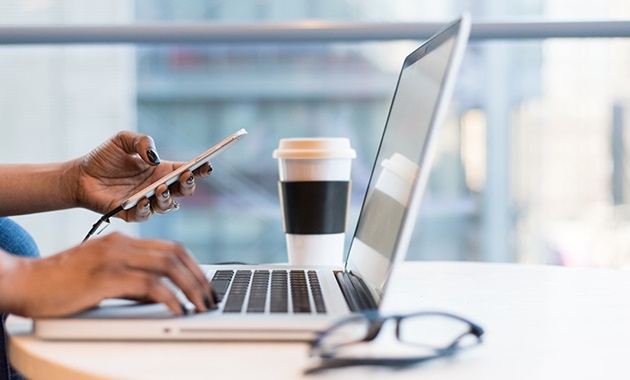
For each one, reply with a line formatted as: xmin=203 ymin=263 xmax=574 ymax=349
xmin=0 ymin=233 xmax=217 ymax=318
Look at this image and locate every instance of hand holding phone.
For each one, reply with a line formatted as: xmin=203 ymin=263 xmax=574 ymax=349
xmin=120 ymin=128 xmax=248 ymax=210
xmin=82 ymin=128 xmax=247 ymax=243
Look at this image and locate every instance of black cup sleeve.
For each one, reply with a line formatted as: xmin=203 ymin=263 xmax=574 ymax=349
xmin=279 ymin=181 xmax=350 ymax=234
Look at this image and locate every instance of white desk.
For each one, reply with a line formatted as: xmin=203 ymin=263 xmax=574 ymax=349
xmin=7 ymin=261 xmax=630 ymax=379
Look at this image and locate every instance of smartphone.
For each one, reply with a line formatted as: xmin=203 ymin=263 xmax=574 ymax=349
xmin=120 ymin=128 xmax=248 ymax=210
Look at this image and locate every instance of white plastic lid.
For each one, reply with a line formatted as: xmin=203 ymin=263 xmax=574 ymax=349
xmin=273 ymin=138 xmax=356 ymax=159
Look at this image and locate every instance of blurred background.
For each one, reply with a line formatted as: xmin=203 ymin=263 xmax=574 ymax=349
xmin=1 ymin=0 xmax=629 ymax=268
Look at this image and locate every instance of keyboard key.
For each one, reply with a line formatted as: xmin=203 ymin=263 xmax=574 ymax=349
xmin=215 ymin=269 xmax=327 ymax=315
xmin=308 ymin=271 xmax=326 ymax=313
xmin=290 ymin=270 xmax=311 ymax=313
xmin=270 ymin=270 xmax=288 ymax=313
xmin=223 ymin=270 xmax=251 ymax=313
xmin=210 ymin=270 xmax=234 ymax=302
xmin=247 ymin=270 xmax=269 ymax=313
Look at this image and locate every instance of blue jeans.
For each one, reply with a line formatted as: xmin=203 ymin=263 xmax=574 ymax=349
xmin=0 ymin=218 xmax=40 ymax=380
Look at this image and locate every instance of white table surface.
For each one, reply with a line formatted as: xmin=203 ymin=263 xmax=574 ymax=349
xmin=7 ymin=261 xmax=630 ymax=379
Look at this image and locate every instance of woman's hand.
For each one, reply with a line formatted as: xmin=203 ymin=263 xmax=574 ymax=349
xmin=0 ymin=233 xmax=216 ymax=318
xmin=72 ymin=131 xmax=212 ymax=222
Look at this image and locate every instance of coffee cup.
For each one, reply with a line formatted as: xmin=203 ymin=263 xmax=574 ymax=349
xmin=273 ymin=138 xmax=356 ymax=266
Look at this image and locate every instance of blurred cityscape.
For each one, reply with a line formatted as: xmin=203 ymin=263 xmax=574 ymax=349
xmin=0 ymin=0 xmax=629 ymax=268
xmin=132 ymin=0 xmax=540 ymax=264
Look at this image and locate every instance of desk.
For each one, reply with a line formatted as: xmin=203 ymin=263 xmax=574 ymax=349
xmin=7 ymin=261 xmax=630 ymax=379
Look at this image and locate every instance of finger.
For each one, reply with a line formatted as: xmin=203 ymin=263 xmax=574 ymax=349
xmin=125 ymin=240 xmax=211 ymax=312
xmin=192 ymin=162 xmax=213 ymax=179
xmin=151 ymin=184 xmax=174 ymax=214
xmin=179 ymin=248 xmax=217 ymax=309
xmin=125 ymin=199 xmax=152 ymax=222
xmin=166 ymin=245 xmax=216 ymax=310
xmin=125 ymin=254 xmax=207 ymax=313
xmin=146 ymin=280 xmax=186 ymax=316
xmin=86 ymin=235 xmax=215 ymax=315
xmin=119 ymin=272 xmax=184 ymax=316
xmin=114 ymin=131 xmax=161 ymax=166
xmin=177 ymin=246 xmax=215 ymax=307
xmin=172 ymin=171 xmax=195 ymax=198
xmin=162 ymin=243 xmax=213 ymax=306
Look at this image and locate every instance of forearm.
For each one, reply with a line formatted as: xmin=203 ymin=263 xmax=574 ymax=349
xmin=0 ymin=251 xmax=30 ymax=316
xmin=0 ymin=160 xmax=80 ymax=216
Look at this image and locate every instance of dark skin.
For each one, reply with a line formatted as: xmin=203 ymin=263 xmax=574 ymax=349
xmin=74 ymin=130 xmax=212 ymax=220
xmin=0 ymin=131 xmax=216 ymax=317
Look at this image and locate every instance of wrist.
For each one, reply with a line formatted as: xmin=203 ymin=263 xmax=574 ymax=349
xmin=0 ymin=253 xmax=31 ymax=316
xmin=61 ymin=157 xmax=84 ymax=209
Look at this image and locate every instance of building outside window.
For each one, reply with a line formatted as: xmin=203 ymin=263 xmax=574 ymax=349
xmin=1 ymin=0 xmax=629 ymax=269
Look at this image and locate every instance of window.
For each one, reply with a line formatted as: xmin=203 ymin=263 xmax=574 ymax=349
xmin=2 ymin=0 xmax=629 ymax=268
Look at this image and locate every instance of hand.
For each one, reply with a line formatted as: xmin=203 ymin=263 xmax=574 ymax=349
xmin=72 ymin=131 xmax=213 ymax=222
xmin=0 ymin=233 xmax=217 ymax=318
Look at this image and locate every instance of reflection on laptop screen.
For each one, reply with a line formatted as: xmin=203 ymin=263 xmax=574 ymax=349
xmin=346 ymin=25 xmax=462 ymax=302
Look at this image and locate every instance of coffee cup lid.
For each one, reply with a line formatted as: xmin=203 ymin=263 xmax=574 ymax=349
xmin=273 ymin=138 xmax=356 ymax=159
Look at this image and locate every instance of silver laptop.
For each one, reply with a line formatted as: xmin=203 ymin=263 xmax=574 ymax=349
xmin=34 ymin=15 xmax=470 ymax=341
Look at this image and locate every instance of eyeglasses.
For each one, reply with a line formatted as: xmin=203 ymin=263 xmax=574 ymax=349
xmin=305 ymin=310 xmax=484 ymax=374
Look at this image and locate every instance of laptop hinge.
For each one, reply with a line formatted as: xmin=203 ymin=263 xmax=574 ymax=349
xmin=334 ymin=271 xmax=378 ymax=312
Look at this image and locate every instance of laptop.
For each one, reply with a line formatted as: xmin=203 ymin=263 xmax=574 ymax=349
xmin=34 ymin=15 xmax=470 ymax=341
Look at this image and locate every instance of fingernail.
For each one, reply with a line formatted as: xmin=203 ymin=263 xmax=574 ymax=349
xmin=186 ymin=174 xmax=194 ymax=185
xmin=161 ymin=190 xmax=170 ymax=198
xmin=204 ymin=295 xmax=217 ymax=310
xmin=146 ymin=149 xmax=161 ymax=165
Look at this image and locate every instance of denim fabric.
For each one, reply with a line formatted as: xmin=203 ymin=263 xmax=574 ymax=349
xmin=0 ymin=218 xmax=40 ymax=380
xmin=0 ymin=219 xmax=39 ymax=259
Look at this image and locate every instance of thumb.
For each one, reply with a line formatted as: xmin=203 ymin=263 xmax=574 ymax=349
xmin=115 ymin=131 xmax=161 ymax=166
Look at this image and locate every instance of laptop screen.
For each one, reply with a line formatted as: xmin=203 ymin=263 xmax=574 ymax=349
xmin=345 ymin=18 xmax=469 ymax=304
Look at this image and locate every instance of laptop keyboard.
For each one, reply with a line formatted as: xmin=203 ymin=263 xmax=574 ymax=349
xmin=210 ymin=269 xmax=327 ymax=314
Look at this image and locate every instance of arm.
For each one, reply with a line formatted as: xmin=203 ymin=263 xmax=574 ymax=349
xmin=0 ymin=232 xmax=216 ymax=317
xmin=0 ymin=131 xmax=212 ymax=220
xmin=0 ymin=161 xmax=78 ymax=216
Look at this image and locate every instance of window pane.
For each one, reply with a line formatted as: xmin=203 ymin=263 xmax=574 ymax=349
xmin=136 ymin=42 xmax=407 ymax=263
xmin=2 ymin=1 xmax=630 ymax=269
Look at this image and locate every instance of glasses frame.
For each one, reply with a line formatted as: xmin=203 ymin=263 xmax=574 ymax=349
xmin=306 ymin=310 xmax=484 ymax=374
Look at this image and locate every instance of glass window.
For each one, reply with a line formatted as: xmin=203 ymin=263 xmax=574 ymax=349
xmin=1 ymin=0 xmax=630 ymax=269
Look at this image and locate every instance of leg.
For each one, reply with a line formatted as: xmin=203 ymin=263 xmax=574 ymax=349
xmin=0 ymin=218 xmax=40 ymax=380
xmin=0 ymin=218 xmax=40 ymax=259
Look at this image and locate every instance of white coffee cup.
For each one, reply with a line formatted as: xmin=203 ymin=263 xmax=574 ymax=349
xmin=273 ymin=138 xmax=356 ymax=266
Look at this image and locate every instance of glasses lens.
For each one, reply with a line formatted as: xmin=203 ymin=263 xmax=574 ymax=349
xmin=398 ymin=314 xmax=478 ymax=349
xmin=320 ymin=319 xmax=443 ymax=360
xmin=318 ymin=316 xmax=373 ymax=352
